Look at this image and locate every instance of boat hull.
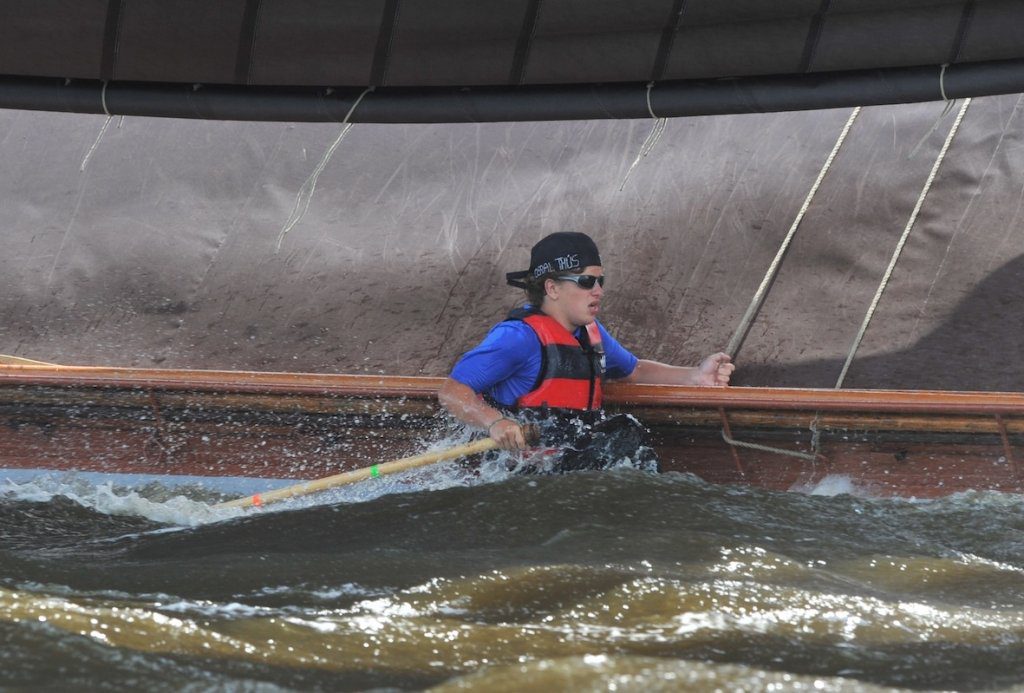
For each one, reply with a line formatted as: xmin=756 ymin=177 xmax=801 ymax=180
xmin=2 ymin=365 xmax=1022 ymax=498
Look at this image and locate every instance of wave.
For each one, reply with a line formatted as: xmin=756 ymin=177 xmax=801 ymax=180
xmin=3 ymin=469 xmax=1024 ymax=605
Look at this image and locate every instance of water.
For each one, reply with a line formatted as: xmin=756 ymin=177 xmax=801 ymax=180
xmin=4 ymin=458 xmax=1024 ymax=691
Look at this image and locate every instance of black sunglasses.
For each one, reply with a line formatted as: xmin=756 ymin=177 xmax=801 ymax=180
xmin=555 ymin=273 xmax=605 ymax=289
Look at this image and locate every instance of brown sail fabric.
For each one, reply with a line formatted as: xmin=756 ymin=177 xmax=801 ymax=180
xmin=1 ymin=94 xmax=1021 ymax=391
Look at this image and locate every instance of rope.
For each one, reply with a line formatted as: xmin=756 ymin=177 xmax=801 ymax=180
xmin=275 ymin=86 xmax=374 ymax=251
xmin=0 ymin=354 xmax=59 ymax=366
xmin=721 ymin=428 xmax=821 ymax=462
xmin=833 ymin=97 xmax=972 ymax=389
xmin=726 ymin=107 xmax=861 ymax=359
xmin=908 ymin=96 xmax=958 ymax=159
xmin=805 ymin=98 xmax=973 ymax=452
xmin=80 ymin=115 xmax=114 ymax=172
xmin=101 ymin=80 xmax=111 ymax=117
xmin=720 ymin=91 xmax=969 ymax=462
xmin=645 ymin=80 xmax=659 ymax=119
xmin=80 ymin=82 xmax=127 ymax=172
xmin=618 ymin=82 xmax=667 ymax=191
xmin=720 ymin=108 xmax=860 ymax=462
xmin=78 ymin=80 xmax=115 ymax=171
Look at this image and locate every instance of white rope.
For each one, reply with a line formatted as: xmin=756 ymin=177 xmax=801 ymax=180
xmin=101 ymin=80 xmax=111 ymax=117
xmin=905 ymin=64 xmax=957 ymax=160
xmin=645 ymin=80 xmax=658 ymax=119
xmin=80 ymin=115 xmax=114 ymax=172
xmin=618 ymin=82 xmax=667 ymax=191
xmin=808 ymin=92 xmax=966 ymax=451
xmin=275 ymin=86 xmax=374 ymax=251
xmin=722 ymin=429 xmax=820 ymax=461
xmin=908 ymin=88 xmax=958 ymax=160
xmin=725 ymin=107 xmax=861 ymax=358
xmin=720 ymin=108 xmax=861 ymax=460
xmin=0 ymin=353 xmax=59 ymax=366
xmin=79 ymin=81 xmax=116 ymax=171
xmin=833 ymin=97 xmax=972 ymax=389
xmin=908 ymin=101 xmax=957 ymax=159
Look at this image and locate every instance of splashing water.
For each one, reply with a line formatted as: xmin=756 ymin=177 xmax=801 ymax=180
xmin=6 ymin=444 xmax=1024 ymax=690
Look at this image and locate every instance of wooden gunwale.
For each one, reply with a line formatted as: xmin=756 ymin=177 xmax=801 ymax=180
xmin=4 ymin=364 xmax=1024 ymax=416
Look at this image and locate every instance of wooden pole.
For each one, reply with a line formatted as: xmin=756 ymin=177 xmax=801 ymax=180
xmin=216 ymin=436 xmax=503 ymax=510
xmin=0 ymin=354 xmax=58 ymax=366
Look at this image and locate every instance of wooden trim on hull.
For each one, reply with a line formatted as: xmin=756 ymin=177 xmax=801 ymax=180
xmin=4 ymin=364 xmax=1024 ymax=415
xmin=2 ymin=364 xmax=1023 ymax=498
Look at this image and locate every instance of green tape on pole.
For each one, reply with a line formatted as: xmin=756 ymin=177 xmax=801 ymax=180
xmin=370 ymin=465 xmax=380 ymax=478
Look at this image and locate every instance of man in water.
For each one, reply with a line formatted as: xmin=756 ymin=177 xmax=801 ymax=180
xmin=438 ymin=231 xmax=734 ymax=471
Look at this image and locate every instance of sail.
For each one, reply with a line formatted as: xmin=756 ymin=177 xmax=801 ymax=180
xmin=1 ymin=95 xmax=1022 ymax=390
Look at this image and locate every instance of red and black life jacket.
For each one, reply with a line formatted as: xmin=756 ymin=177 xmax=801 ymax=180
xmin=507 ymin=307 xmax=605 ymax=411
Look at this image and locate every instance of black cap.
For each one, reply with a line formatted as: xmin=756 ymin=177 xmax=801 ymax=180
xmin=506 ymin=232 xmax=602 ymax=288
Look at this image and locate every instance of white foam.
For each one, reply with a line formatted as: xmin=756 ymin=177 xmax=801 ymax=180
xmin=0 ymin=431 xmax=501 ymax=522
xmin=797 ymin=474 xmax=864 ymax=497
xmin=0 ymin=472 xmax=246 ymax=526
xmin=0 ymin=428 xmax=523 ymax=523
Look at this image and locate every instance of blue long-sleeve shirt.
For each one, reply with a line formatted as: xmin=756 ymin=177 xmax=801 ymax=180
xmin=450 ymin=315 xmax=638 ymax=407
